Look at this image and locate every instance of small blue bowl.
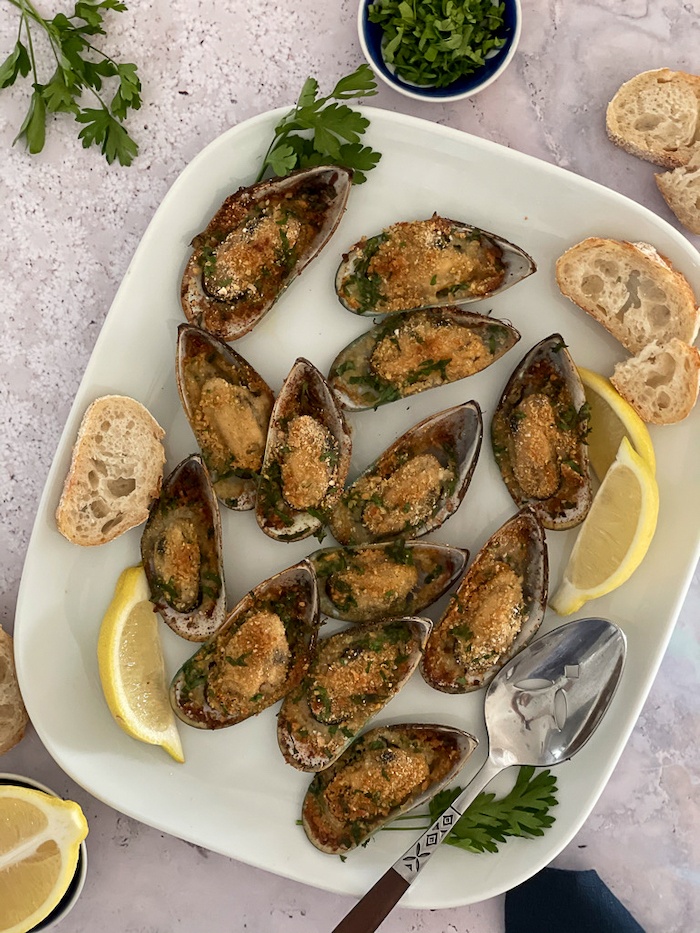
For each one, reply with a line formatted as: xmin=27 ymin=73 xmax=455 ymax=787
xmin=358 ymin=0 xmax=521 ymax=102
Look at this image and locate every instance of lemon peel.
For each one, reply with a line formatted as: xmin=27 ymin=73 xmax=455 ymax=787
xmin=97 ymin=565 xmax=184 ymax=763
xmin=550 ymin=436 xmax=659 ymax=615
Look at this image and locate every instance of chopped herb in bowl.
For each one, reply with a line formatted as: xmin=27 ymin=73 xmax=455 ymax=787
xmin=358 ymin=0 xmax=520 ymax=101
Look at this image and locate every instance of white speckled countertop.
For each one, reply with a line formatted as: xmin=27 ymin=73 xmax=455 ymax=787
xmin=1 ymin=1 xmax=699 ymax=931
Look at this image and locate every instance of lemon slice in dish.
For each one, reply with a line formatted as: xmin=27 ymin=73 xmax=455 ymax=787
xmin=97 ymin=564 xmax=184 ymax=763
xmin=0 ymin=785 xmax=87 ymax=933
xmin=578 ymin=365 xmax=656 ymax=480
xmin=550 ymin=436 xmax=659 ymax=616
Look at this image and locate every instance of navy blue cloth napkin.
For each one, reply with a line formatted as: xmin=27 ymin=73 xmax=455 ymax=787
xmin=505 ymin=867 xmax=645 ymax=933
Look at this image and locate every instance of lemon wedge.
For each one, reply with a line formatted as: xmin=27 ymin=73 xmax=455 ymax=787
xmin=97 ymin=565 xmax=184 ymax=763
xmin=0 ymin=785 xmax=87 ymax=933
xmin=550 ymin=436 xmax=659 ymax=616
xmin=578 ymin=366 xmax=656 ymax=480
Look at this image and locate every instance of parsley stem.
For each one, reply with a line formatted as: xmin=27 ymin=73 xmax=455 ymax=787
xmin=19 ymin=1 xmax=39 ymax=86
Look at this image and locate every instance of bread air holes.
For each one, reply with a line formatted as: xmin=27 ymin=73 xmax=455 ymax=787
xmin=100 ymin=513 xmax=125 ymax=535
xmin=646 ymin=351 xmax=676 ymax=388
xmin=634 ymin=114 xmax=663 ymax=132
xmin=580 ymin=273 xmax=604 ymax=300
xmin=107 ymin=477 xmax=136 ymax=498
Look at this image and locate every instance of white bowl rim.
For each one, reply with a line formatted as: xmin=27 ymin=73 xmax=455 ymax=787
xmin=357 ymin=0 xmax=522 ymax=102
xmin=0 ymin=773 xmax=88 ymax=932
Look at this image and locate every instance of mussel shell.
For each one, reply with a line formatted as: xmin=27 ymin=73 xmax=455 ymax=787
xmin=181 ymin=165 xmax=352 ymax=340
xmin=301 ymin=723 xmax=478 ymax=853
xmin=256 ymin=358 xmax=352 ymax=542
xmin=335 ymin=215 xmax=536 ymax=316
xmin=328 ymin=401 xmax=483 ymax=546
xmin=328 ymin=308 xmax=521 ymax=410
xmin=170 ymin=560 xmax=320 ymax=729
xmin=491 ymin=333 xmax=592 ymax=530
xmin=421 ymin=507 xmax=548 ymax=693
xmin=176 ymin=324 xmax=275 ymax=510
xmin=309 ymin=540 xmax=469 ymax=623
xmin=140 ymin=454 xmax=226 ymax=641
xmin=277 ymin=617 xmax=432 ymax=772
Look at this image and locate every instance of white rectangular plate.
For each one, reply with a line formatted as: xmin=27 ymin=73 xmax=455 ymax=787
xmin=15 ymin=107 xmax=700 ymax=908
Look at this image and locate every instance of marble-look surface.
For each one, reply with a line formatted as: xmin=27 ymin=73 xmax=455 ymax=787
xmin=1 ymin=1 xmax=699 ymax=931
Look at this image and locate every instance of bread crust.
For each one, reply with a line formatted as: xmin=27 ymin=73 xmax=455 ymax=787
xmin=555 ymin=237 xmax=700 ymax=354
xmin=606 ymin=68 xmax=700 ymax=169
xmin=0 ymin=626 xmax=29 ymax=755
xmin=55 ymin=395 xmax=166 ymax=546
xmin=655 ymin=152 xmax=700 ymax=236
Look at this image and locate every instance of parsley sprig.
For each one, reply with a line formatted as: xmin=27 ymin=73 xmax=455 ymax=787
xmin=369 ymin=0 xmax=507 ymax=89
xmin=388 ymin=766 xmax=558 ymax=853
xmin=256 ymin=64 xmax=382 ymax=185
xmin=1 ymin=0 xmax=141 ymax=165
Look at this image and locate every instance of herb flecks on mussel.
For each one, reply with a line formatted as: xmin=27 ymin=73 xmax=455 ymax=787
xmin=140 ymin=454 xmax=226 ymax=642
xmin=170 ymin=560 xmax=320 ymax=729
xmin=277 ymin=617 xmax=431 ymax=772
xmin=256 ymin=358 xmax=352 ymax=542
xmin=329 ymin=401 xmax=482 ymax=546
xmin=181 ymin=166 xmax=352 ymax=341
xmin=302 ymin=724 xmax=477 ymax=853
xmin=422 ymin=508 xmax=548 ymax=693
xmin=491 ymin=334 xmax=592 ymax=530
xmin=309 ymin=540 xmax=468 ymax=623
xmin=335 ymin=214 xmax=536 ymax=316
xmin=329 ymin=307 xmax=520 ymax=410
xmin=176 ymin=324 xmax=274 ymax=510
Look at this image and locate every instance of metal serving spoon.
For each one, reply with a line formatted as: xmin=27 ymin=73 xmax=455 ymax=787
xmin=331 ymin=616 xmax=627 ymax=933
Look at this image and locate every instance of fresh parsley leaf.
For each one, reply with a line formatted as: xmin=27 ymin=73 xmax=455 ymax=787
xmin=0 ymin=40 xmax=31 ymax=89
xmin=428 ymin=766 xmax=558 ymax=853
xmin=256 ymin=64 xmax=381 ymax=185
xmin=369 ymin=0 xmax=507 ymax=89
xmin=2 ymin=0 xmax=140 ymax=165
xmin=76 ymin=107 xmax=138 ymax=165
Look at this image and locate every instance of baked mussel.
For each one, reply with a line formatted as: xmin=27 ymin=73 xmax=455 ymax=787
xmin=256 ymin=358 xmax=352 ymax=541
xmin=277 ymin=616 xmax=431 ymax=772
xmin=335 ymin=214 xmax=536 ymax=316
xmin=176 ymin=324 xmax=275 ymax=510
xmin=421 ymin=507 xmax=548 ymax=693
xmin=309 ymin=540 xmax=468 ymax=623
xmin=170 ymin=560 xmax=320 ymax=729
xmin=328 ymin=401 xmax=483 ymax=546
xmin=181 ymin=165 xmax=352 ymax=340
xmin=491 ymin=334 xmax=592 ymax=530
xmin=140 ymin=454 xmax=226 ymax=641
xmin=328 ymin=308 xmax=521 ymax=411
xmin=301 ymin=723 xmax=478 ymax=853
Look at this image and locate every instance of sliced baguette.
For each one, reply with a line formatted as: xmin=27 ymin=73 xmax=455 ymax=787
xmin=56 ymin=395 xmax=166 ymax=546
xmin=611 ymin=338 xmax=700 ymax=424
xmin=655 ymin=151 xmax=700 ymax=235
xmin=606 ymin=68 xmax=700 ymax=169
xmin=0 ymin=625 xmax=29 ymax=755
xmin=555 ymin=237 xmax=700 ymax=354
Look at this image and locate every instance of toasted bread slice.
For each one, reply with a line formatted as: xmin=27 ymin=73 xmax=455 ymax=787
xmin=606 ymin=68 xmax=700 ymax=169
xmin=655 ymin=151 xmax=700 ymax=235
xmin=56 ymin=395 xmax=166 ymax=546
xmin=611 ymin=338 xmax=700 ymax=424
xmin=555 ymin=238 xmax=700 ymax=354
xmin=0 ymin=625 xmax=29 ymax=755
